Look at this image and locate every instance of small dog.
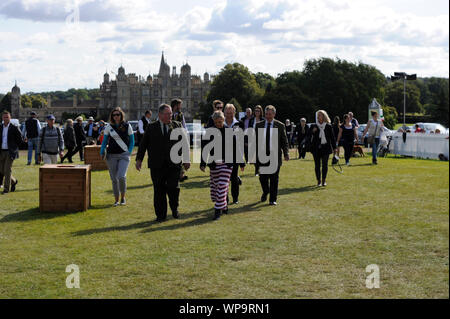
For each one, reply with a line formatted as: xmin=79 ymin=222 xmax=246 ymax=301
xmin=352 ymin=145 xmax=365 ymax=157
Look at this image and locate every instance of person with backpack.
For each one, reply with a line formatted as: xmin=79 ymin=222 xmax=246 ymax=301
xmin=100 ymin=107 xmax=135 ymax=207
xmin=38 ymin=115 xmax=64 ymax=164
xmin=22 ymin=111 xmax=41 ymax=165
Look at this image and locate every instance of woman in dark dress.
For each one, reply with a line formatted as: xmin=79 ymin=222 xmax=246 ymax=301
xmin=308 ymin=110 xmax=337 ymax=187
xmin=336 ymin=114 xmax=358 ymax=166
xmin=61 ymin=119 xmax=77 ymax=163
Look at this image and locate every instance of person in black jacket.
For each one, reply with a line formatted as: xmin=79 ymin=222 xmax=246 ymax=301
xmin=61 ymin=119 xmax=77 ymax=163
xmin=73 ymin=117 xmax=86 ymax=161
xmin=205 ymin=100 xmax=224 ymax=128
xmin=136 ymin=104 xmax=190 ymax=222
xmin=308 ymin=110 xmax=337 ymax=187
xmin=0 ymin=111 xmax=23 ymax=194
xmin=294 ymin=118 xmax=309 ymax=159
xmin=200 ymin=110 xmax=245 ymax=220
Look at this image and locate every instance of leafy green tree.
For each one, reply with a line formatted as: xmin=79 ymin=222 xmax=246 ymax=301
xmin=426 ymin=83 xmax=449 ymax=126
xmin=0 ymin=93 xmax=11 ymax=112
xmin=382 ymin=105 xmax=398 ymax=129
xmin=30 ymin=94 xmax=47 ymax=109
xmin=384 ymin=81 xmax=422 ymax=115
xmin=21 ymin=94 xmax=32 ymax=108
xmin=301 ymin=58 xmax=386 ymax=121
xmin=227 ymin=98 xmax=242 ymax=113
xmin=254 ymin=72 xmax=276 ymax=91
xmin=261 ymin=81 xmax=314 ymax=123
xmin=207 ymin=63 xmax=263 ymax=110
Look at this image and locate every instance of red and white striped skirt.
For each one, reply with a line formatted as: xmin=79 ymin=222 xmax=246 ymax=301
xmin=209 ymin=163 xmax=233 ymax=210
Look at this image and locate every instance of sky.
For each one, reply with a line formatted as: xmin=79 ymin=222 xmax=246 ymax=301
xmin=0 ymin=0 xmax=448 ymax=93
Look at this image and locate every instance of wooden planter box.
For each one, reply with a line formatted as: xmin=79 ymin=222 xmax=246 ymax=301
xmin=39 ymin=164 xmax=91 ymax=213
xmin=84 ymin=145 xmax=108 ymax=170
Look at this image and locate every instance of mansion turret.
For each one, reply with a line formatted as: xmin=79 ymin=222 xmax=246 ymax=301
xmin=99 ymin=52 xmax=212 ymax=121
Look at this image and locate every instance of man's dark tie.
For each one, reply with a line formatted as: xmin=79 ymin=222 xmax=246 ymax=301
xmin=266 ymin=123 xmax=271 ymax=155
xmin=163 ymin=124 xmax=168 ymax=137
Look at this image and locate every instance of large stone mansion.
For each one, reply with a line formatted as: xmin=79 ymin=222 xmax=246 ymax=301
xmin=9 ymin=52 xmax=212 ymax=122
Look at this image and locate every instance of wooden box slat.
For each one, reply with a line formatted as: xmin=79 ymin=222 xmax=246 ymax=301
xmin=39 ymin=164 xmax=91 ymax=213
xmin=84 ymin=145 xmax=108 ymax=170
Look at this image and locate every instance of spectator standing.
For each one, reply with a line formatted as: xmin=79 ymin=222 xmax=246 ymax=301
xmin=137 ymin=111 xmax=152 ymax=146
xmin=73 ymin=117 xmax=86 ymax=161
xmin=61 ymin=119 xmax=77 ymax=163
xmin=362 ymin=110 xmax=384 ymax=165
xmin=38 ymin=115 xmax=64 ymax=164
xmin=348 ymin=112 xmax=359 ymax=128
xmin=22 ymin=111 xmax=41 ymax=165
xmin=84 ymin=117 xmax=98 ymax=145
xmin=0 ymin=111 xmax=22 ymax=194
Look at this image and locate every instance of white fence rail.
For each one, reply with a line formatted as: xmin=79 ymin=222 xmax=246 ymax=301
xmin=391 ymin=132 xmax=449 ymax=159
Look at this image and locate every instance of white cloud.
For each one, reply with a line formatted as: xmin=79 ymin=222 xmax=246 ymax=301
xmin=0 ymin=0 xmax=448 ymax=93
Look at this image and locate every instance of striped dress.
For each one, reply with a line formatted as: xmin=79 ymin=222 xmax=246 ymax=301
xmin=209 ymin=161 xmax=233 ymax=210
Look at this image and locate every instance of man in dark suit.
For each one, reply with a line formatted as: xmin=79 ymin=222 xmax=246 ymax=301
xmin=136 ymin=104 xmax=190 ymax=222
xmin=239 ymin=108 xmax=255 ymax=163
xmin=255 ymin=105 xmax=289 ymax=205
xmin=0 ymin=111 xmax=23 ymax=194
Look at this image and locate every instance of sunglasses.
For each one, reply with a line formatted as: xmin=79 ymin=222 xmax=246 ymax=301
xmin=112 ymin=113 xmax=121 ymax=117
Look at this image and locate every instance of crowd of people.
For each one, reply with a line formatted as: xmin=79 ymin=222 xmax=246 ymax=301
xmin=1 ymin=100 xmax=383 ymax=221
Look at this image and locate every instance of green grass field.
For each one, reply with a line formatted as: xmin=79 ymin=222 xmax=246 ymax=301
xmin=0 ymin=149 xmax=448 ymax=298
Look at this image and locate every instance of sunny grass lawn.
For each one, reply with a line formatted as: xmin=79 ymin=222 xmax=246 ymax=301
xmin=0 ymin=149 xmax=448 ymax=298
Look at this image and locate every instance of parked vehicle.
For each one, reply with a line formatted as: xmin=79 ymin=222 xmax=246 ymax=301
xmin=186 ymin=122 xmax=205 ymax=145
xmin=414 ymin=123 xmax=447 ymax=134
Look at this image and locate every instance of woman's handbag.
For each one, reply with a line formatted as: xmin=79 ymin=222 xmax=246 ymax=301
xmin=367 ymin=121 xmax=379 ymax=145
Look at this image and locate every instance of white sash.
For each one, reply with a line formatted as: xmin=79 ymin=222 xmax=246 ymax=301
xmin=107 ymin=124 xmax=129 ymax=152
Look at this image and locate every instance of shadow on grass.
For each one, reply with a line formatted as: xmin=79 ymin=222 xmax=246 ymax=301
xmin=13 ymin=188 xmax=39 ymax=193
xmin=278 ymin=185 xmax=320 ymax=196
xmin=345 ymin=163 xmax=374 ymax=167
xmin=180 ymin=179 xmax=210 ymax=189
xmin=0 ymin=208 xmax=79 ymax=222
xmin=105 ymin=183 xmax=153 ymax=194
xmin=72 ymin=220 xmax=157 ymax=236
xmin=72 ymin=201 xmax=262 ymax=236
xmin=140 ymin=201 xmax=262 ymax=234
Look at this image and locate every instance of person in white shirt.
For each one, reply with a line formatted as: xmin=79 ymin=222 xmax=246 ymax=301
xmin=137 ymin=110 xmax=152 ymax=146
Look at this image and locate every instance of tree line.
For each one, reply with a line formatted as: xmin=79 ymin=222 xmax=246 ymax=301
xmin=197 ymin=58 xmax=449 ymax=128
xmin=0 ymin=88 xmax=100 ymax=112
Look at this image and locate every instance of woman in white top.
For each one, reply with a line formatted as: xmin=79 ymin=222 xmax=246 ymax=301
xmin=361 ymin=110 xmax=384 ymax=165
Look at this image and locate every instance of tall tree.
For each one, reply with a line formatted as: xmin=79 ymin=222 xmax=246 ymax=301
xmin=0 ymin=92 xmax=11 ymax=112
xmin=207 ymin=63 xmax=263 ymax=111
xmin=384 ymin=81 xmax=422 ymax=115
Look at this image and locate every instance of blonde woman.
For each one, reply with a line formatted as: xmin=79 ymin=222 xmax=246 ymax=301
xmin=307 ymin=110 xmax=337 ymax=186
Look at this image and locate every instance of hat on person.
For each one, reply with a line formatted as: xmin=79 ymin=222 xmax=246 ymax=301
xmin=300 ymin=118 xmax=306 ymax=122
xmin=47 ymin=114 xmax=56 ymax=120
xmin=75 ymin=116 xmax=83 ymax=121
xmin=30 ymin=111 xmax=37 ymax=115
xmin=88 ymin=116 xmax=94 ymax=121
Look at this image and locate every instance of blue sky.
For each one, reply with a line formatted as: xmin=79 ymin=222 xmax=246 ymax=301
xmin=0 ymin=0 xmax=448 ymax=93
